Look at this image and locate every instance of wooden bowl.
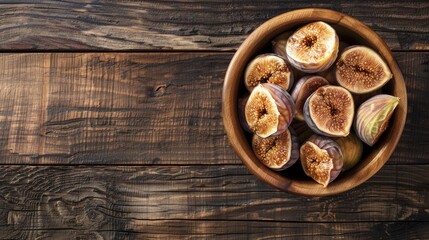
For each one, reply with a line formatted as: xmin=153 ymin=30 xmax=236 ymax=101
xmin=222 ymin=8 xmax=407 ymax=196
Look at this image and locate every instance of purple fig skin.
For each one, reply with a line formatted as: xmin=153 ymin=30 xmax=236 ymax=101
xmin=266 ymin=83 xmax=295 ymax=134
xmin=283 ymin=128 xmax=300 ymax=170
xmin=354 ymin=94 xmax=399 ymax=146
xmin=272 ymin=31 xmax=293 ymax=58
xmin=290 ymin=76 xmax=307 ymax=101
xmin=291 ymin=76 xmax=329 ymax=121
xmin=302 ymin=135 xmax=344 ymax=186
xmin=303 ymin=96 xmax=326 ymax=136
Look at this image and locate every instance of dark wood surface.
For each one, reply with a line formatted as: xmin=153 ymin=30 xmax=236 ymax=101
xmin=0 ymin=1 xmax=428 ymax=239
xmin=0 ymin=1 xmax=428 ymax=51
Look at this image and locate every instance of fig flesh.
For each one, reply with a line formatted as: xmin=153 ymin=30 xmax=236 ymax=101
xmin=245 ymin=83 xmax=295 ymax=138
xmin=300 ymin=135 xmax=343 ymax=187
xmin=304 ymin=86 xmax=354 ymax=137
xmin=244 ymin=54 xmax=293 ymax=91
xmin=252 ymin=128 xmax=299 ymax=171
xmin=286 ymin=21 xmax=339 ymax=73
xmin=335 ymin=46 xmax=392 ymax=94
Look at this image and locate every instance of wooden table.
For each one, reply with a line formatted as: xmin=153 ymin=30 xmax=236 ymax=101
xmin=0 ymin=1 xmax=427 ymax=239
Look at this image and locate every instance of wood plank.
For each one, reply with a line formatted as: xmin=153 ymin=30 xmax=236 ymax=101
xmin=0 ymin=52 xmax=426 ymax=164
xmin=0 ymin=52 xmax=234 ymax=164
xmin=390 ymin=52 xmax=429 ymax=164
xmin=2 ymin=221 xmax=428 ymax=239
xmin=0 ymin=164 xmax=427 ymax=236
xmin=0 ymin=1 xmax=427 ymax=51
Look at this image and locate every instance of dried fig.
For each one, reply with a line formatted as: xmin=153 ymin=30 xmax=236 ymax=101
xmin=335 ymin=46 xmax=392 ymax=94
xmin=286 ymin=21 xmax=339 ymax=73
xmin=244 ymin=54 xmax=293 ymax=91
xmin=245 ymin=83 xmax=295 ymax=138
xmin=252 ymin=128 xmax=299 ymax=171
xmin=300 ymin=135 xmax=343 ymax=187
xmin=304 ymin=85 xmax=354 ymax=137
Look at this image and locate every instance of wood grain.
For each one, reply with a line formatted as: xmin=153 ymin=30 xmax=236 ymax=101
xmin=392 ymin=52 xmax=429 ymax=164
xmin=3 ymin=221 xmax=428 ymax=239
xmin=0 ymin=52 xmax=426 ymax=165
xmin=0 ymin=165 xmax=427 ymax=239
xmin=0 ymin=52 xmax=233 ymax=164
xmin=0 ymin=2 xmax=426 ymax=238
xmin=0 ymin=1 xmax=427 ymax=51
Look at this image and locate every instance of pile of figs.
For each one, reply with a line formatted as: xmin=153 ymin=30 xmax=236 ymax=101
xmin=239 ymin=21 xmax=399 ymax=187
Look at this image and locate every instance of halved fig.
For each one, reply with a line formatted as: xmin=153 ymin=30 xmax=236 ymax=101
xmin=291 ymin=75 xmax=329 ymax=121
xmin=252 ymin=128 xmax=299 ymax=171
xmin=355 ymin=94 xmax=399 ymax=146
xmin=334 ymin=132 xmax=363 ymax=171
xmin=286 ymin=21 xmax=339 ymax=73
xmin=244 ymin=54 xmax=293 ymax=91
xmin=335 ymin=46 xmax=393 ymax=94
xmin=245 ymin=83 xmax=295 ymax=138
xmin=303 ymin=85 xmax=354 ymax=137
xmin=300 ymin=135 xmax=343 ymax=187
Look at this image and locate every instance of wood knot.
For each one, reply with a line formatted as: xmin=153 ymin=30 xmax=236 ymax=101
xmin=154 ymin=84 xmax=167 ymax=96
xmin=53 ymin=198 xmax=107 ymax=228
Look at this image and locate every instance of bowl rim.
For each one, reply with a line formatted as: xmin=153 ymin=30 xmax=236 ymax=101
xmin=222 ymin=8 xmax=407 ymax=196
